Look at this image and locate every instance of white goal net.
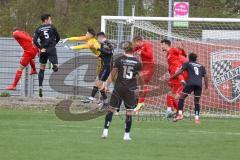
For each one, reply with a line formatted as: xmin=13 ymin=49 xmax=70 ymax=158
xmin=101 ymin=16 xmax=240 ymax=118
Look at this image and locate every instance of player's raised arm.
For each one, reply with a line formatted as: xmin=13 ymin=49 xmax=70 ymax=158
xmin=62 ymin=28 xmax=96 ymax=43
xmin=69 ymin=43 xmax=89 ymax=50
xmin=65 ymin=36 xmax=87 ymax=42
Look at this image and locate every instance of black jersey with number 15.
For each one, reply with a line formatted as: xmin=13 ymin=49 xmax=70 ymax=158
xmin=182 ymin=62 xmax=206 ymax=87
xmin=114 ymin=55 xmax=142 ymax=89
xmin=33 ymin=24 xmax=60 ymax=49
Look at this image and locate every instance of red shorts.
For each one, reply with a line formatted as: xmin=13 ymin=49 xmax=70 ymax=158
xmin=168 ymin=81 xmax=183 ymax=96
xmin=20 ymin=49 xmax=38 ymax=67
xmin=141 ymin=63 xmax=155 ymax=83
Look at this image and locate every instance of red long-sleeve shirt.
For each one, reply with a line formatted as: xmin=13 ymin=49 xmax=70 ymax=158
xmin=13 ymin=30 xmax=38 ymax=53
xmin=167 ymin=47 xmax=182 ymax=68
xmin=134 ymin=41 xmax=154 ymax=64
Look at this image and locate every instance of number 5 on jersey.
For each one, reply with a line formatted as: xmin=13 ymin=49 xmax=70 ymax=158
xmin=43 ymin=30 xmax=49 ymax=39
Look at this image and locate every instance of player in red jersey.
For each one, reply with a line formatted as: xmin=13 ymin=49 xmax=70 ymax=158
xmin=161 ymin=39 xmax=187 ymax=117
xmin=132 ymin=36 xmax=155 ymax=112
xmin=176 ymin=41 xmax=188 ymax=81
xmin=6 ymin=28 xmax=39 ymax=90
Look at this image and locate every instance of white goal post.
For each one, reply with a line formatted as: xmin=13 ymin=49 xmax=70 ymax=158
xmin=101 ymin=16 xmax=240 ymax=118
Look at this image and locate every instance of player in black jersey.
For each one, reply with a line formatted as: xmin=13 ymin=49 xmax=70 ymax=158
xmin=33 ymin=14 xmax=60 ymax=97
xmin=169 ymin=53 xmax=208 ymax=124
xmin=81 ymin=32 xmax=113 ymax=105
xmin=102 ymin=41 xmax=142 ymax=140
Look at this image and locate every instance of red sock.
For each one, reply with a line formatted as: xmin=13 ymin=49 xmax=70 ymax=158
xmin=29 ymin=59 xmax=36 ymax=71
xmin=139 ymin=85 xmax=148 ymax=103
xmin=13 ymin=70 xmax=22 ymax=86
xmin=173 ymin=98 xmax=178 ymax=110
xmin=167 ymin=95 xmax=175 ymax=110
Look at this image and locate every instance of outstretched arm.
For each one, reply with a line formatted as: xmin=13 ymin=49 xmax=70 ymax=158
xmin=67 ymin=36 xmax=87 ymax=41
xmin=70 ymin=44 xmax=90 ymax=50
xmin=170 ymin=68 xmax=184 ymax=80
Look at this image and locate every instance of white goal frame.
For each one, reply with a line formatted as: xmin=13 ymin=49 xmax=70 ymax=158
xmin=101 ymin=16 xmax=240 ymax=33
xmin=101 ymin=16 xmax=240 ymax=118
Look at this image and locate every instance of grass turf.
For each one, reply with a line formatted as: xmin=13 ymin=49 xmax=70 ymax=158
xmin=0 ymin=108 xmax=240 ymax=160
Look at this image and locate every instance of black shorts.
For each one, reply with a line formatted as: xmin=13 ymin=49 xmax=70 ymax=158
xmin=98 ymin=65 xmax=110 ymax=81
xmin=110 ymin=86 xmax=137 ymax=110
xmin=39 ymin=47 xmax=58 ymax=65
xmin=182 ymin=85 xmax=202 ymax=97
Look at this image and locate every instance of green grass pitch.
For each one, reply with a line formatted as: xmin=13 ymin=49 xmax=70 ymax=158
xmin=0 ymin=108 xmax=240 ymax=160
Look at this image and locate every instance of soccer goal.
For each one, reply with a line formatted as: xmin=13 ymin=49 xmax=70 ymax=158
xmin=101 ymin=16 xmax=240 ymax=118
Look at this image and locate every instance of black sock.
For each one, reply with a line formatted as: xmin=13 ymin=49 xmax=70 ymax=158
xmin=195 ymin=103 xmax=200 ymax=116
xmin=178 ymin=98 xmax=184 ymax=111
xmin=100 ymin=89 xmax=107 ymax=100
xmin=125 ymin=115 xmax=132 ymax=133
xmin=91 ymin=86 xmax=98 ymax=98
xmin=104 ymin=111 xmax=113 ymax=129
xmin=38 ymin=69 xmax=45 ymax=87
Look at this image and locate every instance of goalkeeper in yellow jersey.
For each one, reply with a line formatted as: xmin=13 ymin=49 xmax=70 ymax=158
xmin=62 ymin=28 xmax=111 ymax=104
xmin=62 ymin=28 xmax=101 ymax=59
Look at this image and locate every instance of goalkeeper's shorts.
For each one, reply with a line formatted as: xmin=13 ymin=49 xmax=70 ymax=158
xmin=96 ymin=58 xmax=103 ymax=75
xmin=98 ymin=65 xmax=110 ymax=81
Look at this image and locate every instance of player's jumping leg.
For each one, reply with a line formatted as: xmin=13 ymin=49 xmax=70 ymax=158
xmin=38 ymin=64 xmax=45 ymax=97
xmin=6 ymin=55 xmax=30 ymax=90
xmin=29 ymin=59 xmax=37 ymax=75
xmin=82 ymin=68 xmax=109 ymax=105
xmin=6 ymin=66 xmax=23 ymax=90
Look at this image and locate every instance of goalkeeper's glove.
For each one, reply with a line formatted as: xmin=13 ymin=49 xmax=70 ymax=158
xmin=61 ymin=38 xmax=68 ymax=43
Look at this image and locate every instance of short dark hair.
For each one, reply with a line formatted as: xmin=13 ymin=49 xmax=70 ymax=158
xmin=97 ymin=32 xmax=105 ymax=37
xmin=188 ymin=53 xmax=198 ymax=62
xmin=87 ymin=28 xmax=96 ymax=36
xmin=13 ymin=27 xmax=22 ymax=32
xmin=133 ymin=36 xmax=143 ymax=42
xmin=41 ymin=14 xmax=51 ymax=22
xmin=121 ymin=41 xmax=133 ymax=53
xmin=161 ymin=39 xmax=171 ymax=46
